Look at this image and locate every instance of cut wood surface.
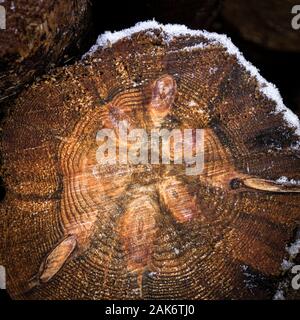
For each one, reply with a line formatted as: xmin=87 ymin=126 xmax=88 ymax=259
xmin=1 ymin=21 xmax=300 ymax=300
xmin=0 ymin=0 xmax=90 ymax=103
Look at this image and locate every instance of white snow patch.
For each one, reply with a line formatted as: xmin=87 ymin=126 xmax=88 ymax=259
xmin=276 ymin=176 xmax=300 ymax=186
xmin=273 ymin=278 xmax=289 ymax=300
xmin=85 ymin=20 xmax=161 ymax=56
xmin=132 ymin=288 xmax=141 ymax=295
xmin=279 ymin=230 xmax=300 ymax=273
xmin=281 ymin=259 xmax=294 ymax=271
xmin=148 ymin=271 xmax=157 ymax=278
xmin=241 ymin=265 xmax=257 ymax=290
xmin=286 ymin=239 xmax=300 ymax=257
xmin=170 ymin=43 xmax=208 ymax=53
xmin=273 ymin=289 xmax=285 ymax=300
xmin=188 ymin=100 xmax=198 ymax=108
xmin=174 ymin=248 xmax=180 ymax=255
xmin=83 ymin=20 xmax=300 ymax=138
xmin=209 ymin=67 xmax=218 ymax=75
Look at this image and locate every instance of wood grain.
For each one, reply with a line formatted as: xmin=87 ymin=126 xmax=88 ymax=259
xmin=0 ymin=0 xmax=90 ymax=103
xmin=1 ymin=23 xmax=300 ymax=300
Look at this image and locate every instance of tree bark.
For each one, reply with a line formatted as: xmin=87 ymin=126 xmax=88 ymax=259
xmin=0 ymin=0 xmax=91 ymax=103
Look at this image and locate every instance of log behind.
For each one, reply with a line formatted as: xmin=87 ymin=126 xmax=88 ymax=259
xmin=222 ymin=0 xmax=300 ymax=52
xmin=0 ymin=0 xmax=90 ymax=103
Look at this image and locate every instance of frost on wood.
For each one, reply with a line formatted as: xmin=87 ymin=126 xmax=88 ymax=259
xmin=276 ymin=176 xmax=300 ymax=186
xmin=2 ymin=20 xmax=300 ymax=300
xmin=84 ymin=20 xmax=300 ymax=139
xmin=286 ymin=238 xmax=300 ymax=257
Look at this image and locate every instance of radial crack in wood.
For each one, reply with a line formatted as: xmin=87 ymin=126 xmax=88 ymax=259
xmin=39 ymin=236 xmax=77 ymax=283
xmin=243 ymin=178 xmax=300 ymax=193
